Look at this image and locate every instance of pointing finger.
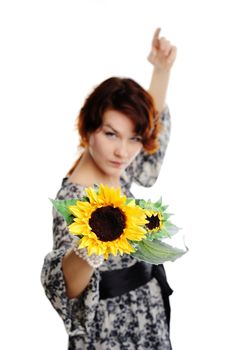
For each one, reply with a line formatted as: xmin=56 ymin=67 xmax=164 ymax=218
xmin=152 ymin=27 xmax=161 ymax=49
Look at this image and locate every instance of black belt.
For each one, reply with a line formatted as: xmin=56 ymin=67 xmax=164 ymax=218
xmin=99 ymin=261 xmax=153 ymax=300
xmin=99 ymin=261 xmax=173 ymax=330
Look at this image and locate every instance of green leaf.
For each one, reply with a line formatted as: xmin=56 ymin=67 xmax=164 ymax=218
xmin=132 ymin=239 xmax=187 ymax=265
xmin=50 ymin=198 xmax=79 ymax=225
xmin=162 ymin=213 xmax=170 ymax=220
xmin=136 ymin=199 xmax=147 ymax=207
xmin=150 ymin=229 xmax=170 ymax=239
xmin=163 ymin=222 xmax=181 ymax=236
xmin=125 ymin=198 xmax=135 ymax=205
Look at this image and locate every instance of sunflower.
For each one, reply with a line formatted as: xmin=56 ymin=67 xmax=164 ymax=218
xmin=68 ymin=184 xmax=148 ymax=259
xmin=136 ymin=198 xmax=180 ymax=240
xmin=144 ymin=210 xmax=164 ymax=232
xmin=131 ymin=198 xmax=186 ymax=264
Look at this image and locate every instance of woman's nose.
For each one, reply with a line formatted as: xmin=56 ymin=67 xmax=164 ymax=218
xmin=114 ymin=141 xmax=129 ymax=158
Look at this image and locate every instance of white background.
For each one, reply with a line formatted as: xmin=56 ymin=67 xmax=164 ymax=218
xmin=1 ymin=0 xmax=233 ymax=349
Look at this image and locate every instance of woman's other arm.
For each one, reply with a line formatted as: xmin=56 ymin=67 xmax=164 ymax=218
xmin=121 ymin=28 xmax=176 ymax=188
xmin=148 ymin=27 xmax=177 ymax=113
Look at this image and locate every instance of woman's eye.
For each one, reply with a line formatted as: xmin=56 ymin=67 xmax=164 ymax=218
xmin=131 ymin=136 xmax=142 ymax=142
xmin=104 ymin=131 xmax=116 ymax=138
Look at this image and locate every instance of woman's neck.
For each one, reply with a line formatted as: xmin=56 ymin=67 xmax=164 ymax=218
xmin=68 ymin=150 xmax=121 ymax=188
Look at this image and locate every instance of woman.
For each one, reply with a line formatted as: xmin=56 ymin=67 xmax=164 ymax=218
xmin=41 ymin=28 xmax=177 ymax=349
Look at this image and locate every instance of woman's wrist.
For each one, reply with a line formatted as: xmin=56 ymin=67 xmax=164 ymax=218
xmin=72 ymin=239 xmax=104 ymax=269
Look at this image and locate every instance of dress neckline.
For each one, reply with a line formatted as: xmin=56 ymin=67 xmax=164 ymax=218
xmin=62 ymin=177 xmax=86 ymax=188
xmin=61 ymin=177 xmax=131 ymax=196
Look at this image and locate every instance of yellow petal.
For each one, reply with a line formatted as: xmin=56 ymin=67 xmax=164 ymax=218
xmin=78 ymin=236 xmax=90 ymax=248
xmin=69 ymin=201 xmax=92 ymax=217
xmin=85 ymin=187 xmax=100 ymax=204
xmin=68 ymin=222 xmax=88 ymax=234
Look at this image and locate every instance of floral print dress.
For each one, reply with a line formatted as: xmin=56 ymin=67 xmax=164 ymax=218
xmin=41 ymin=108 xmax=173 ymax=350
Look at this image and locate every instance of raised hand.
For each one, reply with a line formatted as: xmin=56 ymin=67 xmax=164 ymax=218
xmin=147 ymin=28 xmax=177 ymax=71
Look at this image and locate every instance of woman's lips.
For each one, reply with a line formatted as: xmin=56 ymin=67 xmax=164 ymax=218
xmin=109 ymin=161 xmax=126 ymax=168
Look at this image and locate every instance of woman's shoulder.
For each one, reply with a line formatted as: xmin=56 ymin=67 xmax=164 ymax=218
xmin=55 ymin=177 xmax=86 ymax=200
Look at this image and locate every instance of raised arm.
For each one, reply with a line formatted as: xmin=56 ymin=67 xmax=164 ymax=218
xmin=121 ymin=29 xmax=176 ymax=188
xmin=148 ymin=28 xmax=177 ymax=113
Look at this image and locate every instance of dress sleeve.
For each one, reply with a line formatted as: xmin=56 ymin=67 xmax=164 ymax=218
xmin=121 ymin=106 xmax=171 ymax=188
xmin=41 ymin=185 xmax=100 ymax=336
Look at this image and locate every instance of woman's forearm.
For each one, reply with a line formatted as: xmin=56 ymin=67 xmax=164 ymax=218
xmin=62 ymin=250 xmax=94 ymax=299
xmin=149 ymin=67 xmax=170 ymax=113
xmin=147 ymin=28 xmax=176 ymax=113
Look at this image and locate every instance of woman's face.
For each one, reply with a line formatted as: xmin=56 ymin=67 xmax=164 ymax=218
xmin=88 ymin=109 xmax=143 ymax=178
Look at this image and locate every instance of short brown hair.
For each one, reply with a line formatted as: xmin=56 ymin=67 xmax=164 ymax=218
xmin=68 ymin=77 xmax=160 ymax=175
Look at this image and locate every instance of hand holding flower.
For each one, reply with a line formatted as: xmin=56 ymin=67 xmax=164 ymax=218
xmin=51 ymin=184 xmax=187 ymax=265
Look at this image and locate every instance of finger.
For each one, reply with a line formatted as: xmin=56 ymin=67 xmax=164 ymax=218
xmin=152 ymin=27 xmax=161 ymax=48
xmin=167 ymin=46 xmax=177 ymax=65
xmin=147 ymin=50 xmax=157 ymax=63
xmin=159 ymin=38 xmax=172 ymax=56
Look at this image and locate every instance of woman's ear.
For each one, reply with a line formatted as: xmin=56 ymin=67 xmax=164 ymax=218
xmin=80 ymin=136 xmax=88 ymax=147
xmin=84 ymin=132 xmax=91 ymax=146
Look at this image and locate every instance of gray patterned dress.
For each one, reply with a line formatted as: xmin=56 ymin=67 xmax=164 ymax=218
xmin=41 ymin=108 xmax=172 ymax=350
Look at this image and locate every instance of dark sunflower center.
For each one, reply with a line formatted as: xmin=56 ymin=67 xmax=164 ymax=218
xmin=146 ymin=214 xmax=160 ymax=230
xmin=89 ymin=205 xmax=126 ymax=242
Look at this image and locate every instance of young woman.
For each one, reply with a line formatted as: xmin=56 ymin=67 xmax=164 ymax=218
xmin=41 ymin=28 xmax=177 ymax=349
